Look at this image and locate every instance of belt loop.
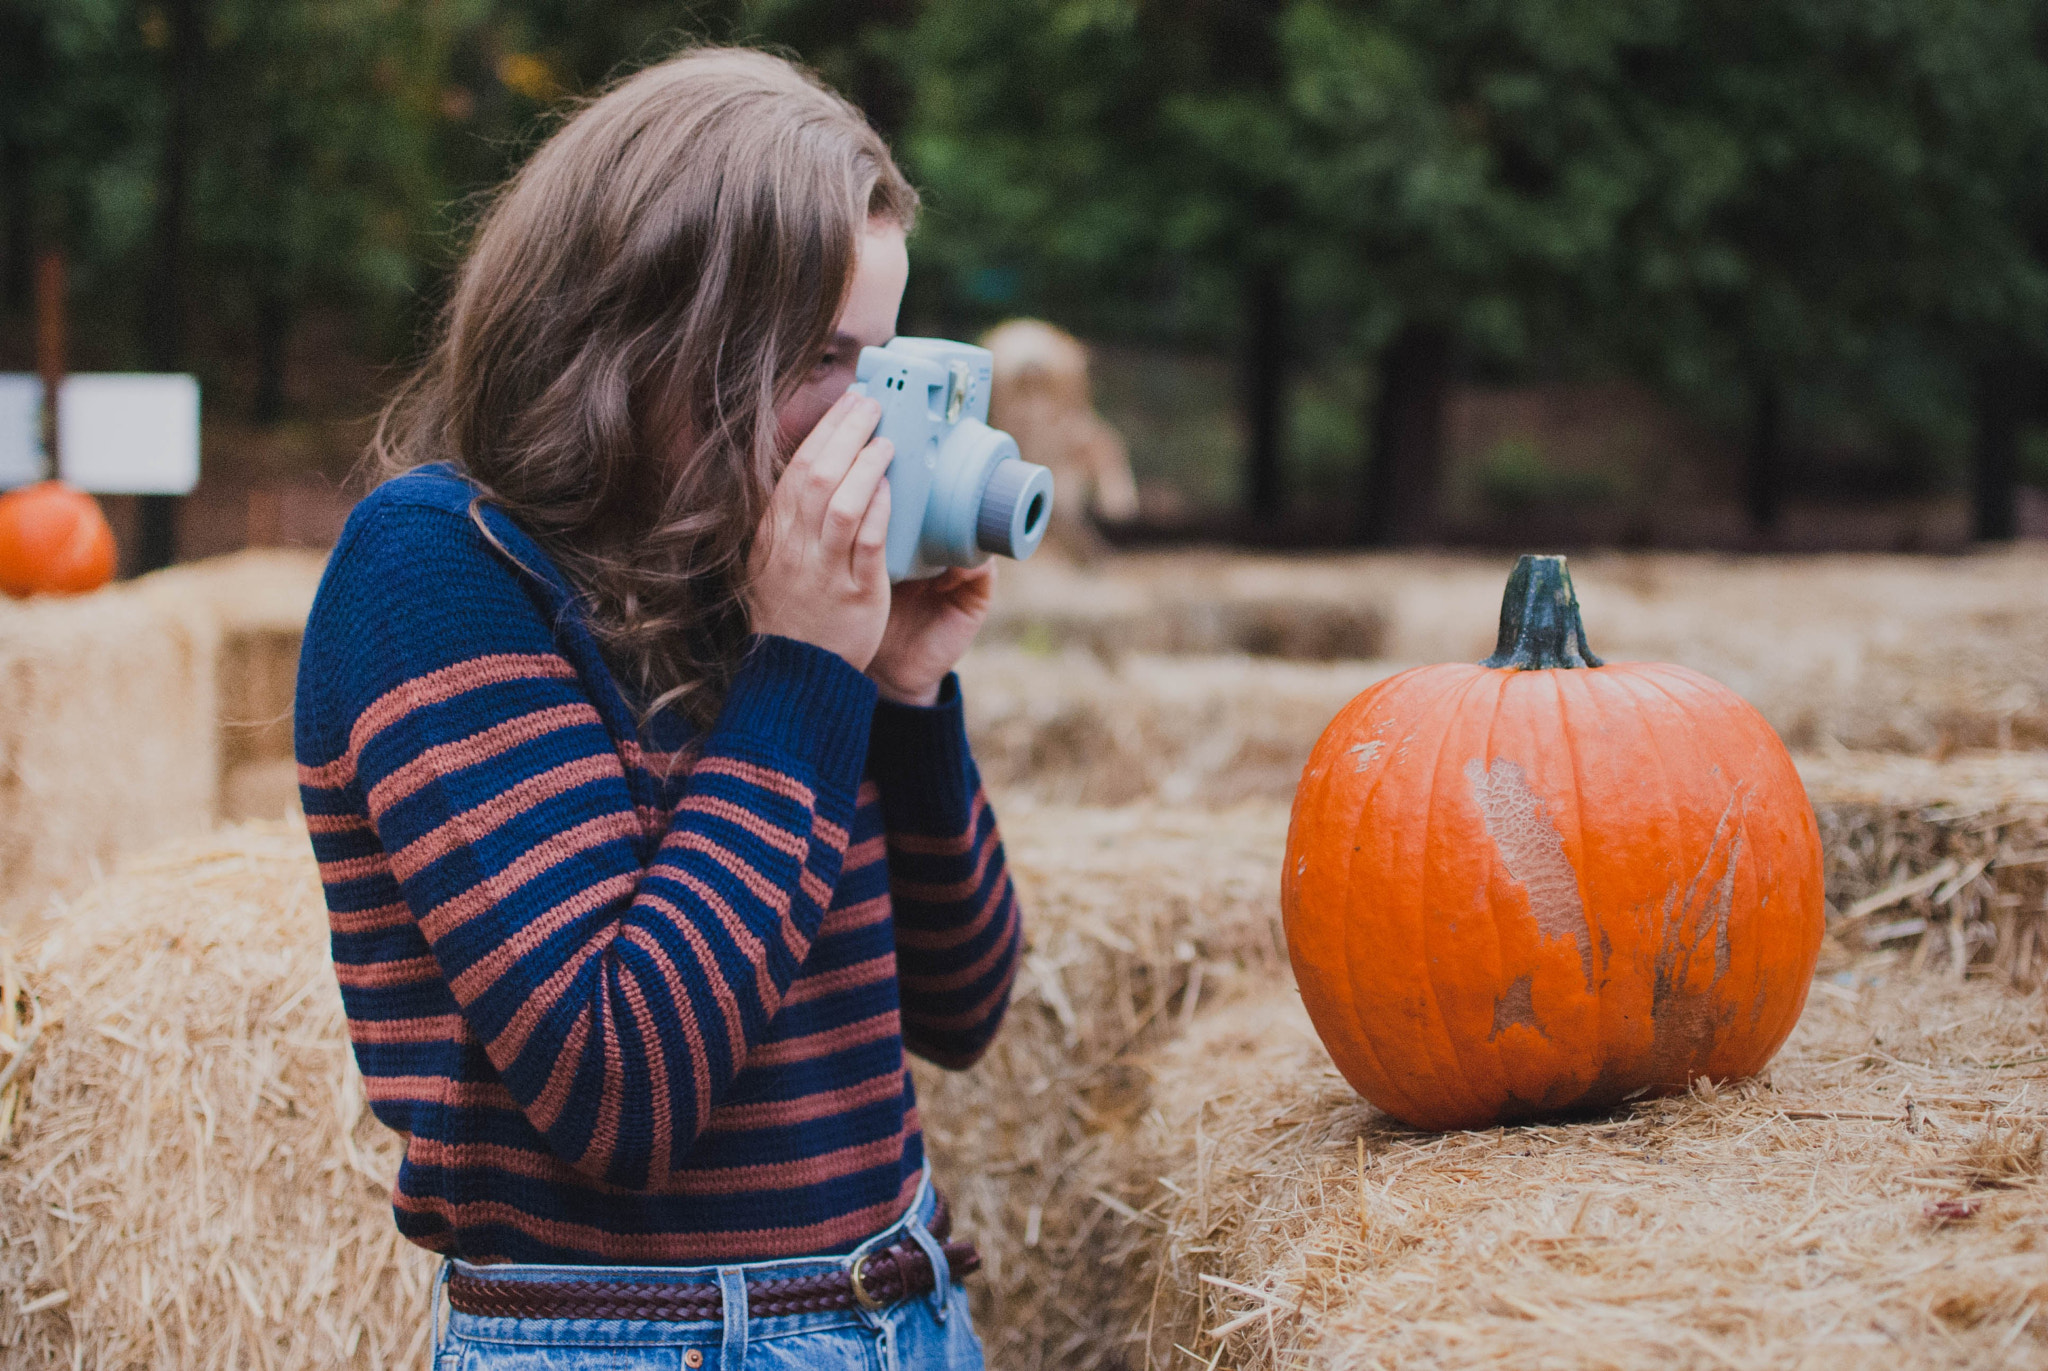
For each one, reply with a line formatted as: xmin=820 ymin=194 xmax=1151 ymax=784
xmin=717 ymin=1266 xmax=749 ymax=1370
xmin=430 ymin=1258 xmax=453 ymax=1352
xmin=903 ymin=1206 xmax=952 ymax=1323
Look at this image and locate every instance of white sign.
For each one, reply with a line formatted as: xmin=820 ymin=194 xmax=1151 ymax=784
xmin=57 ymin=373 xmax=201 ymax=495
xmin=0 ymin=375 xmax=43 ymax=489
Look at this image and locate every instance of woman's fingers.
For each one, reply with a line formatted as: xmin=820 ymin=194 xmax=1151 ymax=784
xmin=784 ymin=392 xmax=881 ymax=528
xmin=821 ymin=435 xmax=895 ymax=553
xmin=850 ymin=473 xmax=891 ymax=583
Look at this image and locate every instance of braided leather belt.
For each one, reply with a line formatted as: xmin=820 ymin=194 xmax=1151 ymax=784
xmin=446 ymin=1200 xmax=981 ymax=1323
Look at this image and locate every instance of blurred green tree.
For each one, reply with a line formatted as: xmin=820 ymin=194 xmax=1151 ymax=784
xmin=903 ymin=0 xmax=2048 ymax=543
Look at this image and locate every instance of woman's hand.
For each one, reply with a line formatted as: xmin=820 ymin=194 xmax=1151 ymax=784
xmin=867 ymin=563 xmax=996 ymax=707
xmin=747 ymin=391 xmax=895 ymax=671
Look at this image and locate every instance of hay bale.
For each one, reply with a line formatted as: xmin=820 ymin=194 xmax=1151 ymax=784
xmin=915 ymin=801 xmax=1293 ymax=1369
xmin=993 ymin=546 xmax=2048 ymax=747
xmin=0 ymin=551 xmax=324 ymax=932
xmin=0 ymin=823 xmax=431 ymax=1371
xmin=0 ymin=581 xmax=221 ymax=934
xmin=0 ymin=801 xmax=1288 ymax=1371
xmin=959 ymin=648 xmax=1397 ymax=805
xmin=1075 ymin=970 xmax=2048 ymax=1370
xmin=149 ymin=551 xmax=325 ymax=822
xmin=1800 ymin=751 xmax=2048 ymax=981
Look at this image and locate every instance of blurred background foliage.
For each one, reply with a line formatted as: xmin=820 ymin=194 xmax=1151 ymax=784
xmin=4 ymin=0 xmax=2048 ymax=549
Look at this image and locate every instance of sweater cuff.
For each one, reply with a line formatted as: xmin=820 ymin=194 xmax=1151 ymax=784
xmin=715 ymin=635 xmax=879 ymax=789
xmin=867 ymin=672 xmax=975 ymax=833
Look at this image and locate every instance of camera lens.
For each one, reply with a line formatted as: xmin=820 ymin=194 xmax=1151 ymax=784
xmin=976 ymin=457 xmax=1055 ymax=559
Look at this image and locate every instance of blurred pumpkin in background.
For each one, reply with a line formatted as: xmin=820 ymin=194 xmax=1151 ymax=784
xmin=0 ymin=481 xmax=117 ymax=598
xmin=1282 ymin=554 xmax=1824 ymax=1132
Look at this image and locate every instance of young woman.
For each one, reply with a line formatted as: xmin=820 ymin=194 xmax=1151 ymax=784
xmin=295 ymin=48 xmax=1018 ymax=1369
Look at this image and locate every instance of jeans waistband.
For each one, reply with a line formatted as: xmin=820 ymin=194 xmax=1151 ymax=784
xmin=434 ymin=1171 xmax=953 ymax=1354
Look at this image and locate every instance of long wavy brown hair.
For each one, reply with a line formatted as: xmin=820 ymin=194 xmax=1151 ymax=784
xmin=372 ymin=47 xmax=917 ymax=730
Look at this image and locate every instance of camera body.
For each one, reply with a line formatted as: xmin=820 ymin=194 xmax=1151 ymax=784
xmin=848 ymin=338 xmax=1055 ymax=582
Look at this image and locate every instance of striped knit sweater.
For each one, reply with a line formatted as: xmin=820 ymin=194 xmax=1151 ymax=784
xmin=295 ymin=465 xmax=1021 ymax=1265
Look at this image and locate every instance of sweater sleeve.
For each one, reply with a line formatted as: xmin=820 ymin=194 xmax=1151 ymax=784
xmin=866 ymin=674 xmax=1022 ymax=1069
xmin=300 ymin=503 xmax=876 ymax=1189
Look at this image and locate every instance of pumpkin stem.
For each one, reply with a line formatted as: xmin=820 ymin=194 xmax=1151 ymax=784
xmin=1482 ymin=554 xmax=1604 ymax=670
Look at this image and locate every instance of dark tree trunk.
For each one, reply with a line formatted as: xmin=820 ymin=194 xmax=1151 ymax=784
xmin=1 ymin=139 xmax=30 ymax=315
xmin=138 ymin=0 xmax=205 ymax=573
xmin=254 ymin=291 xmax=290 ymax=426
xmin=1972 ymin=354 xmax=2025 ymax=543
xmin=1744 ymin=376 xmax=1785 ymax=534
xmin=1242 ymin=267 xmax=1288 ymax=519
xmin=1361 ymin=324 xmax=1453 ymax=546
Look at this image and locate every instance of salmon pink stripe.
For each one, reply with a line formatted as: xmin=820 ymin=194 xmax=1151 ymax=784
xmin=443 ymin=874 xmax=636 ymax=999
xmin=576 ymin=992 xmax=627 ymax=1180
xmin=688 ymin=755 xmax=816 ymax=811
xmin=812 ymin=812 xmax=851 ymax=854
xmin=305 ymin=812 xmax=372 ymax=835
xmin=348 ymin=1014 xmax=465 ymax=1044
xmin=904 ymin=955 xmax=1020 ymax=1034
xmin=885 ymin=792 xmax=989 ymax=856
xmin=480 ymin=938 xmax=607 ymax=1065
xmin=618 ymin=924 xmax=717 ymax=1139
xmin=670 ymin=792 xmax=809 ymax=860
xmin=898 ymin=920 xmax=1016 ymax=993
xmin=402 ymin=1135 xmax=629 ymax=1194
xmin=421 ymin=815 xmax=640 ymax=941
xmin=334 ymin=953 xmax=440 ymax=989
xmin=893 ymin=870 xmax=1013 ymax=950
xmin=387 ymin=754 xmax=623 ymax=880
xmin=642 ymin=885 xmax=778 ymax=1022
xmin=620 ymin=962 xmax=676 ymax=1179
xmin=658 ymin=830 xmax=792 ymax=919
xmin=391 ymin=1174 xmax=920 ymax=1263
xmin=815 ymin=893 xmax=890 ymax=938
xmin=346 ymin=653 xmax=578 ymax=774
xmin=890 ymin=828 xmax=1000 ymax=903
xmin=841 ymin=833 xmax=887 ymax=870
xmin=411 ymin=1129 xmax=912 ymax=1200
xmin=627 ymin=1130 xmax=908 ymax=1197
xmin=705 ymin=1065 xmax=904 ymax=1131
xmin=329 ymin=899 xmax=413 ymax=935
xmin=782 ymin=951 xmax=896 ymax=1006
xmin=527 ymin=1005 xmax=594 ymax=1134
xmin=744 ymin=1010 xmax=899 ymax=1068
xmin=320 ymin=853 xmax=392 ymax=885
xmin=363 ymin=1075 xmax=519 ymax=1110
xmin=367 ymin=702 xmax=604 ymax=815
xmin=655 ymin=897 xmax=750 ymax=1073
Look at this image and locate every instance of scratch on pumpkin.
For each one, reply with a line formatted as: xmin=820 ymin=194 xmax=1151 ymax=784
xmin=1465 ymin=757 xmax=1595 ymax=990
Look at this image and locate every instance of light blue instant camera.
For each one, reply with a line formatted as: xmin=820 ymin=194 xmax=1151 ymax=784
xmin=848 ymin=337 xmax=1055 ymax=582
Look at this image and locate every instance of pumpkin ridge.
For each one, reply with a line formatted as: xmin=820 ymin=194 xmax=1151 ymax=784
xmin=1554 ymin=666 xmax=1601 ymax=1063
xmin=1321 ymin=668 xmax=1457 ymax=1127
xmin=1408 ymin=667 xmax=1510 ymax=1124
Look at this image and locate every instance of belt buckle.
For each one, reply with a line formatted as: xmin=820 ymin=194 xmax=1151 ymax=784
xmin=848 ymin=1250 xmax=886 ymax=1312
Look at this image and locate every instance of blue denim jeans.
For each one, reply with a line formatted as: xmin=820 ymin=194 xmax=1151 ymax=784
xmin=430 ymin=1175 xmax=986 ymax=1371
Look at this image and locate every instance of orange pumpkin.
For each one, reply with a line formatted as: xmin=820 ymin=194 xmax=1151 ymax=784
xmin=0 ymin=481 xmax=118 ymax=598
xmin=1282 ymin=555 xmax=1823 ymax=1131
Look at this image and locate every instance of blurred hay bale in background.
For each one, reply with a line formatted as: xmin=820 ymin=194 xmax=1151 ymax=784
xmin=0 ymin=551 xmax=322 ymax=934
xmin=960 ymin=649 xmax=1395 ymax=805
xmin=1801 ymin=752 xmax=2048 ymax=983
xmin=166 ymin=551 xmax=326 ymax=822
xmin=993 ymin=545 xmax=2048 ymax=752
xmin=1074 ymin=971 xmax=2048 ymax=1370
xmin=0 ymin=579 xmax=220 ymax=935
xmin=0 ymin=823 xmax=431 ymax=1371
